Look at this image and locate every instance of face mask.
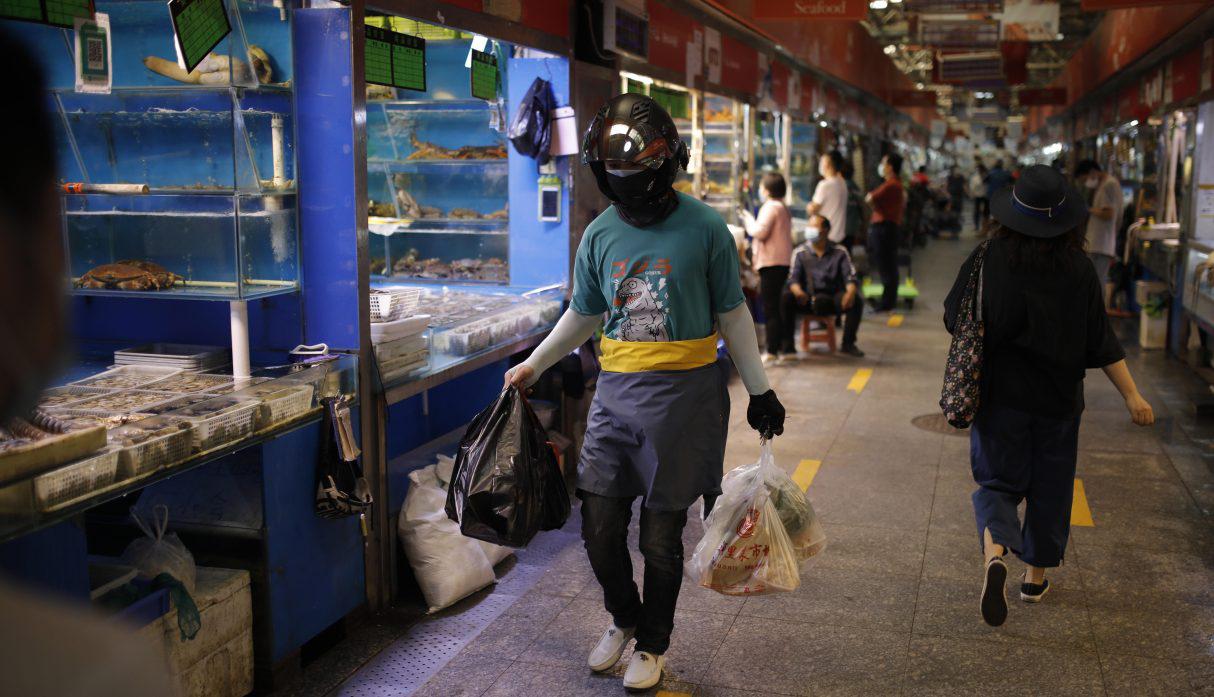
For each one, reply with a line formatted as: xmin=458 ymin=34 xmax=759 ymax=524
xmin=1085 ymin=177 xmax=1099 ymax=189
xmin=819 ymin=163 xmax=828 ymax=177
xmin=879 ymin=165 xmax=887 ymax=179
xmin=806 ymin=226 xmax=821 ymax=239
xmin=606 ymin=169 xmax=660 ymax=204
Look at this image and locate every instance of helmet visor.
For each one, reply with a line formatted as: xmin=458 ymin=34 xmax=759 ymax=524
xmin=583 ymin=118 xmax=673 ymax=170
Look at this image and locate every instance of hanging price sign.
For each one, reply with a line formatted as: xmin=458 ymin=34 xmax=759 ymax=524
xmin=0 ymin=0 xmax=94 ymax=28
xmin=470 ymin=49 xmax=498 ymax=101
xmin=365 ymin=24 xmax=427 ymax=92
xmin=168 ymin=0 xmax=231 ymax=75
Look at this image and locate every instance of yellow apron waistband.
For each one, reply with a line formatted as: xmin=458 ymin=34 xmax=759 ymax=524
xmin=599 ymin=333 xmax=719 ymax=373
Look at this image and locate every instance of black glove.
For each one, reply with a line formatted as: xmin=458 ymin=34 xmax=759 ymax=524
xmin=747 ymin=389 xmax=786 ymax=439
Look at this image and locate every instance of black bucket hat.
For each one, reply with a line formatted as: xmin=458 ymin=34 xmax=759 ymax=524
xmin=990 ymin=164 xmax=1088 ymax=238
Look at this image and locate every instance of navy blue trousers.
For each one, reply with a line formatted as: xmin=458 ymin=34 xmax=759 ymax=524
xmin=970 ymin=404 xmax=1081 ymax=568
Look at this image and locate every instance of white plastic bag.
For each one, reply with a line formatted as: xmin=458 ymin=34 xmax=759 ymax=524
xmin=686 ymin=442 xmax=825 ymax=596
xmin=398 ymin=465 xmax=498 ymax=613
xmin=121 ymin=505 xmax=197 ymax=595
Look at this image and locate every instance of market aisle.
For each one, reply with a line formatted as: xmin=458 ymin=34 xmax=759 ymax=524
xmin=323 ymin=233 xmax=1214 ymax=697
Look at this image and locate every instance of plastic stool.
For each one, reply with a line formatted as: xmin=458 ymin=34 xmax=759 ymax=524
xmin=800 ymin=315 xmax=837 ymax=354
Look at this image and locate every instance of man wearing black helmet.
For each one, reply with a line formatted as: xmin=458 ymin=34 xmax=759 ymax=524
xmin=504 ymin=93 xmax=784 ymax=690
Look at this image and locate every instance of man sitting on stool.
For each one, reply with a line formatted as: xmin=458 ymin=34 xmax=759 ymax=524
xmin=782 ymin=215 xmax=864 ymax=358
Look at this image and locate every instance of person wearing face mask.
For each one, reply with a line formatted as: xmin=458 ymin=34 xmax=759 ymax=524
xmin=865 ymin=153 xmax=906 ymax=312
xmin=503 ymin=93 xmax=784 ymax=691
xmin=740 ymin=172 xmax=794 ymax=364
xmin=1074 ymin=160 xmax=1124 ymax=312
xmin=807 ymin=150 xmax=847 ymax=249
xmin=781 ymin=215 xmax=864 ymax=357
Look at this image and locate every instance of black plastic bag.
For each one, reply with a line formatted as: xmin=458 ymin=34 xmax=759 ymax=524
xmin=445 ymin=387 xmax=570 ymax=547
xmin=507 ymin=77 xmax=555 ymax=167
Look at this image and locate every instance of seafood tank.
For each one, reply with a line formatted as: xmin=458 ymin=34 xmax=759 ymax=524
xmin=366 ymin=34 xmax=510 ymax=284
xmin=4 ymin=0 xmax=299 ymax=300
xmin=789 ymin=119 xmax=819 ymax=207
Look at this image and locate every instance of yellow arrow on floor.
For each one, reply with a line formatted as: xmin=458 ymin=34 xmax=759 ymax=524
xmin=887 ymin=313 xmax=904 ymax=327
xmin=1071 ymin=478 xmax=1094 ymax=527
xmin=847 ymin=368 xmax=872 ymax=393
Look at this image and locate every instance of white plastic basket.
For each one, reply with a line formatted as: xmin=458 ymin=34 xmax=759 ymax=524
xmin=57 ymin=390 xmax=183 ymax=416
xmin=70 ymin=365 xmax=182 ymax=390
xmin=142 ymin=372 xmax=258 ymax=394
xmin=370 ymin=287 xmax=422 ymax=323
xmin=175 ymin=400 xmax=259 ymax=452
xmin=109 ymin=422 xmax=194 ymax=478
xmin=38 ymin=386 xmax=113 ymax=409
xmin=33 ymin=448 xmax=120 ymax=512
xmin=245 ymin=384 xmax=315 ymax=429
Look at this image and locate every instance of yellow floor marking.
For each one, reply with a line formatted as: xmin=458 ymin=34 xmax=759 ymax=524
xmin=847 ymin=368 xmax=873 ymax=393
xmin=793 ymin=459 xmax=822 ymax=491
xmin=1071 ymin=478 xmax=1094 ymax=527
xmin=656 ymin=692 xmax=692 ymax=697
xmin=887 ymin=313 xmax=904 ymax=327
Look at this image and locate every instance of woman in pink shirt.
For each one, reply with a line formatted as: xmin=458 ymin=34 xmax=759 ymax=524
xmin=741 ymin=172 xmax=794 ymax=363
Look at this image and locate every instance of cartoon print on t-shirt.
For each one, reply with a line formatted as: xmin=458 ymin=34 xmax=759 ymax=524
xmin=615 ymin=270 xmax=670 ymax=342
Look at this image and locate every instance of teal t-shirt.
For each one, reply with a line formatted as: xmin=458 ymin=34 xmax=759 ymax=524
xmin=570 ymin=192 xmax=745 ymax=342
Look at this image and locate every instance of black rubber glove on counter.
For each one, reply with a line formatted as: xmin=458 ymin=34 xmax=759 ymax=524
xmin=747 ymin=389 xmax=786 ymax=439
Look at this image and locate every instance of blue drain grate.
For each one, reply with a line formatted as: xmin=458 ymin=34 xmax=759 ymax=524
xmin=337 ymin=529 xmax=581 ymax=696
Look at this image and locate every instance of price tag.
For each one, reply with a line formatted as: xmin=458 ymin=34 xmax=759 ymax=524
xmin=74 ymin=12 xmax=111 ymax=94
xmin=470 ymin=49 xmax=497 ymax=102
xmin=167 ymin=0 xmax=231 ymax=75
xmin=0 ymin=0 xmax=93 ymax=28
xmin=364 ymin=24 xmax=426 ymax=93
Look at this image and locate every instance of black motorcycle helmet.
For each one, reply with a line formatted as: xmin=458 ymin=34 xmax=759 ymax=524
xmin=582 ymin=93 xmax=690 ymax=227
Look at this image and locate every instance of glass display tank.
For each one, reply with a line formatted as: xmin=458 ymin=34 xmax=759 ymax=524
xmin=702 ymin=93 xmax=742 ymax=224
xmin=366 ymin=25 xmax=511 ymax=284
xmin=789 ymin=119 xmax=818 ymax=206
xmin=5 ymin=0 xmax=299 ymax=300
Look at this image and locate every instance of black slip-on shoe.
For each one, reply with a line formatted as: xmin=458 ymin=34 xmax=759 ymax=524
xmin=840 ymin=344 xmax=865 ymax=358
xmin=980 ymin=557 xmax=1009 ymax=626
xmin=1020 ymin=578 xmax=1050 ymax=603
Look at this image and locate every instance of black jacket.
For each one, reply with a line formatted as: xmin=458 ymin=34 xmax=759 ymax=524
xmin=944 ymin=238 xmax=1125 ymax=419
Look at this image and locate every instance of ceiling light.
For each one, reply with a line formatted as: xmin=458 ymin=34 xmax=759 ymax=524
xmin=884 ymin=45 xmax=896 ymax=56
xmin=869 ymin=0 xmax=888 ymax=8
xmin=820 ymin=120 xmax=829 ymax=128
xmin=1055 ymin=33 xmax=1064 ymax=41
xmin=889 ymin=0 xmax=903 ymax=3
xmin=915 ymin=82 xmax=925 ymax=90
xmin=1129 ymin=119 xmax=1139 ymax=127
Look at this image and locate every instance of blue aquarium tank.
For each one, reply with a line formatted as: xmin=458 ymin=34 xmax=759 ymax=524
xmin=4 ymin=0 xmax=299 ymax=300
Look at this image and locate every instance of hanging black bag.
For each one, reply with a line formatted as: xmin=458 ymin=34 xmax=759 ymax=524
xmin=445 ymin=386 xmax=570 ymax=548
xmin=315 ymin=397 xmax=373 ymax=519
xmin=940 ymin=241 xmax=990 ymax=429
xmin=507 ymin=77 xmax=556 ymax=167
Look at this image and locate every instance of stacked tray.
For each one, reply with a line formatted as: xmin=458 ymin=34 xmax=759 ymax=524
xmin=114 ymin=343 xmax=230 ymax=372
xmin=375 ymin=335 xmax=430 ymax=380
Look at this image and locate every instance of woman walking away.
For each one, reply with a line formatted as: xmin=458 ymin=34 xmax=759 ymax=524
xmin=944 ymin=165 xmax=1154 ymax=628
xmin=741 ymin=173 xmax=794 ymax=364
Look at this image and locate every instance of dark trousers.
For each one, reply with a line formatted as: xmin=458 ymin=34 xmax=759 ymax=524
xmin=780 ymin=290 xmax=861 ymax=350
xmin=580 ymin=492 xmax=689 ymax=655
xmin=867 ymin=221 xmax=900 ymax=311
xmin=970 ymin=404 xmax=1081 ymax=568
xmin=758 ymin=265 xmax=789 ymax=355
xmin=973 ymin=196 xmax=990 ymax=229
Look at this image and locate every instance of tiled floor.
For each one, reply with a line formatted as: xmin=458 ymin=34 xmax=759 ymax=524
xmin=310 ymin=231 xmax=1214 ymax=696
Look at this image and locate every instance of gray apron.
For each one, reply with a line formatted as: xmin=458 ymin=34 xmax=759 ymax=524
xmin=578 ymin=361 xmax=730 ymax=511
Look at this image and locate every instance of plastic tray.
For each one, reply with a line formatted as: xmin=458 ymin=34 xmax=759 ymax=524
xmin=114 ymin=343 xmax=230 ymax=372
xmin=59 ymin=390 xmax=183 ymax=415
xmin=370 ymin=314 xmax=431 ymax=344
xmin=71 ymin=366 xmax=182 ymax=390
xmin=32 ymin=447 xmax=120 ymax=512
xmin=173 ymin=399 xmax=259 ymax=452
xmin=109 ymin=421 xmax=194 ymax=478
xmin=370 ymin=286 xmax=422 ymax=323
xmin=142 ymin=372 xmax=254 ymax=394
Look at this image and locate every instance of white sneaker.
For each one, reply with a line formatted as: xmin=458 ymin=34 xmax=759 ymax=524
xmin=761 ymin=353 xmax=775 ymax=366
xmin=587 ymin=624 xmax=634 ymax=672
xmin=623 ymin=650 xmax=665 ymax=690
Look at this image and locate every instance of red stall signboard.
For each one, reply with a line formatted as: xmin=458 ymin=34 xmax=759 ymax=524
xmin=1169 ymin=45 xmax=1201 ymax=105
xmin=752 ymin=0 xmax=869 ymax=20
xmin=647 ymin=1 xmax=700 ymax=77
xmin=1079 ymin=0 xmax=1199 ymax=9
xmin=720 ymin=32 xmax=758 ymax=96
